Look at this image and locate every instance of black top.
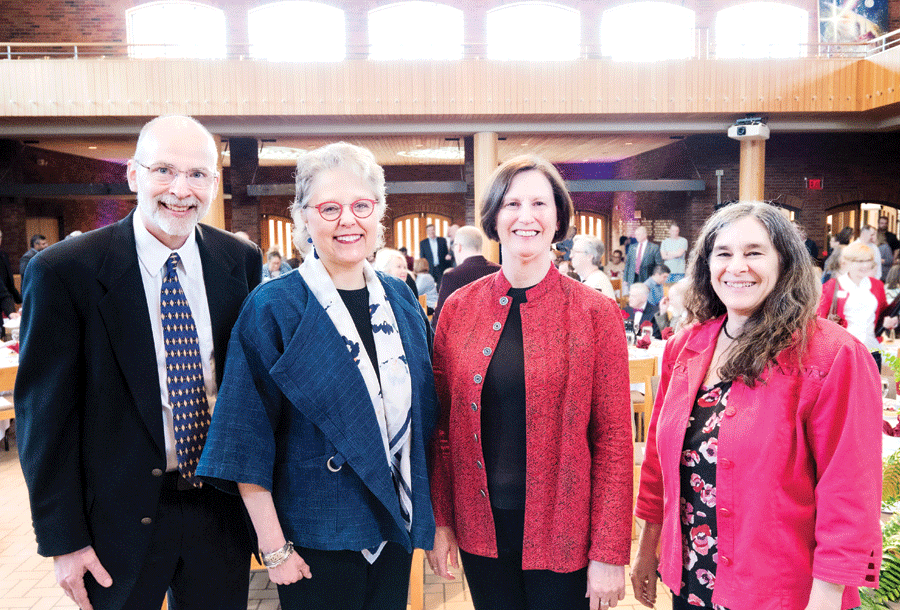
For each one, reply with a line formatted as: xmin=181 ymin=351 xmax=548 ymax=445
xmin=481 ymin=286 xmax=530 ymax=510
xmin=338 ymin=287 xmax=380 ymax=384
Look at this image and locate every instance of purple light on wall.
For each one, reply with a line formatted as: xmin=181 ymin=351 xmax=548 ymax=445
xmin=96 ymin=199 xmax=124 ymax=229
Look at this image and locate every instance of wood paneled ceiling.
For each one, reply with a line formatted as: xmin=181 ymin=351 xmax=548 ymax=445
xmin=28 ymin=133 xmax=678 ymax=167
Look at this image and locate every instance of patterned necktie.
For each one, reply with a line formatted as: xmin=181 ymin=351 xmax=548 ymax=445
xmin=161 ymin=252 xmax=210 ymax=488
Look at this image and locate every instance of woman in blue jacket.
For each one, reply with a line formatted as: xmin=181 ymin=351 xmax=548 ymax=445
xmin=197 ymin=142 xmax=437 ymax=610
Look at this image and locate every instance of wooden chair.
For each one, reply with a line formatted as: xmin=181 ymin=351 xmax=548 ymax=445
xmin=629 ymin=357 xmax=657 ymax=444
xmin=610 ymin=277 xmax=622 ymax=298
xmin=418 ymin=293 xmax=427 ymax=313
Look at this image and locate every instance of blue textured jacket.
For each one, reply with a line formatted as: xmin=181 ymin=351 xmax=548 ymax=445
xmin=197 ymin=270 xmax=438 ymax=552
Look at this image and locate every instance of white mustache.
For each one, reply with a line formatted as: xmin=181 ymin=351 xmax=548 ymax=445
xmin=157 ymin=194 xmax=200 ymax=208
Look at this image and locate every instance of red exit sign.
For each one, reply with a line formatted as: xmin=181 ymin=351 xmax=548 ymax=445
xmin=808 ymin=178 xmax=823 ymax=190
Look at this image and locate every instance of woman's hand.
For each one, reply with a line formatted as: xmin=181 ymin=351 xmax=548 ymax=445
xmin=586 ymin=561 xmax=625 ymax=609
xmin=803 ymin=578 xmax=844 ymax=610
xmin=885 ymin=315 xmax=899 ymax=329
xmin=265 ymin=551 xmax=312 ymax=585
xmin=425 ymin=525 xmax=459 ymax=580
xmin=629 ymin=550 xmax=659 ymax=608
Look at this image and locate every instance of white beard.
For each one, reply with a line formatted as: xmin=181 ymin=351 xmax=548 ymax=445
xmin=139 ymin=192 xmax=207 ymax=238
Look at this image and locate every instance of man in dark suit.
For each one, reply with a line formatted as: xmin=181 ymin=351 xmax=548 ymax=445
xmin=622 ymin=282 xmax=660 ymax=339
xmin=419 ymin=223 xmax=451 ymax=284
xmin=19 ymin=233 xmax=48 ymax=284
xmin=0 ymin=230 xmax=21 ymax=305
xmin=15 ymin=115 xmax=261 ymax=610
xmin=624 ymin=225 xmax=662 ymax=285
xmin=431 ymin=225 xmax=499 ymax=329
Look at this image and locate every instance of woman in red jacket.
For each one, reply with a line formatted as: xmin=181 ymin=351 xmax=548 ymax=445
xmin=631 ymin=202 xmax=883 ymax=610
xmin=817 ymin=240 xmax=897 ymax=370
xmin=426 ymin=155 xmax=633 ymax=610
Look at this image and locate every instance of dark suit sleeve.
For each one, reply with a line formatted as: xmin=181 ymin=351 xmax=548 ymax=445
xmin=14 ymin=255 xmax=93 ymax=557
xmin=0 ymin=280 xmax=15 ymax=316
xmin=653 ymin=245 xmax=663 ymax=268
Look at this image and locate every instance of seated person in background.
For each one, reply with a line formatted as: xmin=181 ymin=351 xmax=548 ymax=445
xmin=643 ymin=264 xmax=671 ymax=307
xmin=886 ymin=254 xmax=900 ymax=302
xmin=606 ymin=248 xmax=626 ymax=278
xmin=414 ymin=258 xmax=438 ymax=314
xmin=570 ymin=234 xmax=616 ymax=299
xmin=623 ymin=282 xmax=660 ymax=339
xmin=262 ymin=249 xmax=292 ymax=281
xmin=376 ymin=247 xmax=418 ymax=297
xmin=399 ymin=246 xmax=415 ymax=271
xmin=653 ymin=277 xmax=689 ymax=339
xmin=431 ymin=225 xmax=499 ymax=329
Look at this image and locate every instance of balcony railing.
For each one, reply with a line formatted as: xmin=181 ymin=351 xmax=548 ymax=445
xmin=1 ymin=28 xmax=897 ymax=62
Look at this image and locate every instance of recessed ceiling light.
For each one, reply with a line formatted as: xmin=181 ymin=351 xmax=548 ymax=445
xmin=222 ymin=146 xmax=305 ymax=161
xmin=88 ymin=146 xmax=97 ymax=150
xmin=625 ymin=142 xmax=633 ymax=146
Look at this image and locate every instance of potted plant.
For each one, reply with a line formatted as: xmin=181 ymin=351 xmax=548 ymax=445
xmin=860 ymin=449 xmax=900 ymax=609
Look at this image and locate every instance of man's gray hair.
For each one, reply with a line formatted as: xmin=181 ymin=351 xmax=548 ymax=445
xmin=573 ymin=234 xmax=605 ymax=268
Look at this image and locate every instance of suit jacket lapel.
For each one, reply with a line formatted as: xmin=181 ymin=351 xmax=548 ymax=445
xmin=195 ymin=225 xmax=247 ymax=387
xmin=96 ymin=211 xmax=166 ymax=453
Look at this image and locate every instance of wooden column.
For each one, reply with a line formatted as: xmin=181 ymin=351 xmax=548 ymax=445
xmin=474 ymin=132 xmax=499 ymax=262
xmin=205 ymin=134 xmax=226 ymax=231
xmin=738 ymin=140 xmax=766 ymax=202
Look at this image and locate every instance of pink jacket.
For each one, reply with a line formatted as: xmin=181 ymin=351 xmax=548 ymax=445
xmin=636 ymin=316 xmax=882 ymax=610
xmin=431 ymin=265 xmax=633 ymax=570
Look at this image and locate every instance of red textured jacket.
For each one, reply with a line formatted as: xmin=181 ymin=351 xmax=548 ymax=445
xmin=817 ymin=276 xmax=887 ymax=333
xmin=430 ymin=264 xmax=633 ymax=571
xmin=636 ymin=316 xmax=882 ymax=610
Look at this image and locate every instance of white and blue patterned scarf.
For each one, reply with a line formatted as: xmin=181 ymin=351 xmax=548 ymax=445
xmin=298 ymin=255 xmax=413 ymax=562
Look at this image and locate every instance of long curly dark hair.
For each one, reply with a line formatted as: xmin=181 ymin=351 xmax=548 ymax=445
xmin=685 ymin=202 xmax=820 ymax=386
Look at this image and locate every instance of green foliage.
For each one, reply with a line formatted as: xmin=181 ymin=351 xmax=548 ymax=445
xmin=883 ymin=351 xmax=900 ymax=380
xmin=862 ymin=450 xmax=900 ymax=609
xmin=886 ymin=450 xmax=900 ymax=508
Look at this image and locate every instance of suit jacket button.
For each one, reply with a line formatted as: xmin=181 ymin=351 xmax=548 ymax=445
xmin=151 ymin=468 xmax=163 ymax=477
xmin=483 ymin=347 xmax=492 ymax=356
xmin=479 ymin=489 xmax=486 ymax=498
xmin=492 ymin=322 xmax=502 ymax=331
xmin=474 ymin=374 xmax=483 ymax=384
xmin=499 ymin=296 xmax=509 ymax=306
xmin=471 ymin=403 xmax=478 ymax=411
xmin=476 ymin=460 xmax=483 ymax=469
xmin=141 ymin=517 xmax=152 ymax=525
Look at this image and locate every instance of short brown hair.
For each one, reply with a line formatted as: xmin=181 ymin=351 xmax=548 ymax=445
xmin=480 ymin=155 xmax=572 ymax=243
xmin=414 ymin=257 xmax=430 ymax=274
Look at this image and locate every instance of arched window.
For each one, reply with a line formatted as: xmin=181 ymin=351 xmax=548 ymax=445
xmin=600 ymin=2 xmax=695 ymax=61
xmin=262 ymin=214 xmax=295 ymax=261
xmin=249 ymin=1 xmax=345 ymax=61
xmin=393 ymin=213 xmax=451 ymax=260
xmin=487 ymin=2 xmax=581 ymax=60
xmin=716 ymin=2 xmax=808 ymax=58
xmin=126 ymin=2 xmax=225 ymax=59
xmin=369 ymin=2 xmax=463 ymax=60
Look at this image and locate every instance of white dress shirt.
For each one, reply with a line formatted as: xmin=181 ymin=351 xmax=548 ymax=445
xmin=428 ymin=237 xmax=440 ymax=267
xmin=134 ymin=213 xmax=217 ymax=472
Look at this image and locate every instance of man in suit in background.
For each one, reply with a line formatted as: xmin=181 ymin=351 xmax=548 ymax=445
xmin=622 ymin=282 xmax=660 ymax=339
xmin=624 ymin=225 xmax=662 ymax=286
xmin=419 ymin=223 xmax=451 ymax=285
xmin=15 ymin=115 xmax=261 ymax=610
xmin=431 ymin=225 xmax=499 ymax=329
xmin=19 ymin=233 xmax=48 ymax=284
xmin=0 ymin=230 xmax=22 ymax=306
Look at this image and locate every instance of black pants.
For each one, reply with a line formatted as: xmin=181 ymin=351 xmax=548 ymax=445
xmin=276 ymin=542 xmax=412 ymax=610
xmin=116 ymin=476 xmax=251 ymax=610
xmin=460 ymin=507 xmax=588 ymax=610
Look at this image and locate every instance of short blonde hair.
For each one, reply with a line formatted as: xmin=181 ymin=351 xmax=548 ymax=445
xmin=839 ymin=241 xmax=875 ymax=263
xmin=373 ymin=248 xmax=405 ymax=274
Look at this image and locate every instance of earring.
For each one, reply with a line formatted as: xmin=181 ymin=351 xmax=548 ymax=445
xmin=307 ymin=236 xmax=313 ymax=244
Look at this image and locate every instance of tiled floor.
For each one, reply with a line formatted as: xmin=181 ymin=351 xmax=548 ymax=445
xmin=0 ymin=439 xmax=671 ymax=610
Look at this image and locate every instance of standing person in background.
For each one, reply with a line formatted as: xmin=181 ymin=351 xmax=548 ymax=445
xmin=570 ymin=234 xmax=615 ymax=299
xmin=822 ymin=227 xmax=853 ymax=284
xmin=0 ymin=230 xmax=21 ymax=306
xmin=853 ymin=225 xmax=883 ymax=280
xmin=19 ymin=233 xmax=48 ymax=283
xmin=431 ymin=225 xmax=499 ymax=329
xmin=399 ymin=246 xmax=415 ymax=271
xmin=879 ymin=215 xmax=899 ymax=254
xmin=446 ymin=224 xmax=459 ymax=268
xmin=419 ymin=224 xmax=451 ymax=286
xmin=15 ymin=115 xmax=260 ymax=610
xmin=625 ymin=226 xmax=663 ymax=286
xmin=794 ymin=221 xmax=820 ymax=263
xmin=660 ymin=223 xmax=688 ymax=282
xmin=428 ymin=155 xmax=632 ymax=610
xmin=632 ymin=202 xmax=883 ymax=610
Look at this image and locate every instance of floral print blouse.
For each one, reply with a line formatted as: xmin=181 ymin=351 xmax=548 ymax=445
xmin=679 ymin=380 xmax=732 ymax=609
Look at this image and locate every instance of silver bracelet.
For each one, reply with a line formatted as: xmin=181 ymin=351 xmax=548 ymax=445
xmin=260 ymin=541 xmax=294 ymax=568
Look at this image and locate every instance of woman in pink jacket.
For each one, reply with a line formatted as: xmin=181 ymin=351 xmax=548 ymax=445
xmin=632 ymin=202 xmax=883 ymax=610
xmin=427 ymin=156 xmax=633 ymax=610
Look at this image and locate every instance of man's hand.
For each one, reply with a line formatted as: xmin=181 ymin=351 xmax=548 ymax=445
xmin=54 ymin=546 xmax=112 ymax=610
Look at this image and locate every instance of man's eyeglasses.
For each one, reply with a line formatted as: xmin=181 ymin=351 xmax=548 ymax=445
xmin=309 ymin=199 xmax=377 ymax=221
xmin=134 ymin=161 xmax=217 ymax=189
